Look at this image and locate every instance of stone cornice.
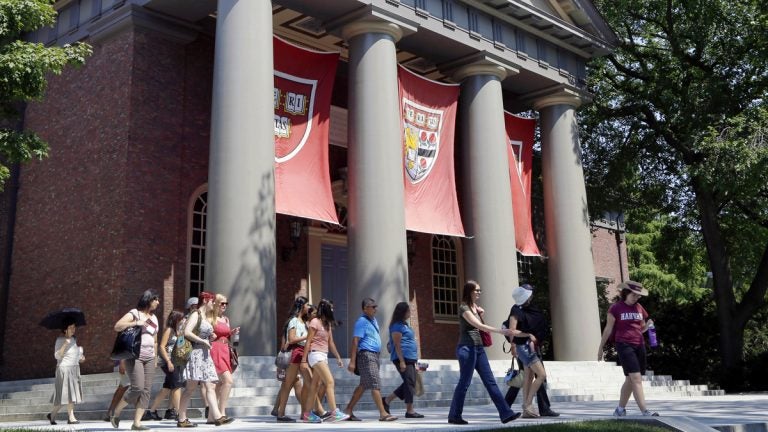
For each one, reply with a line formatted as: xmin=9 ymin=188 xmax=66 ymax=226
xmin=524 ymin=84 xmax=592 ymax=110
xmin=327 ymin=4 xmax=418 ymax=42
xmin=88 ymin=3 xmax=200 ymax=45
xmin=440 ymin=53 xmax=520 ymax=82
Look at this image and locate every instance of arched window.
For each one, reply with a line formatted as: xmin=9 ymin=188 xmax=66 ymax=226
xmin=188 ymin=189 xmax=207 ymax=298
xmin=432 ymin=235 xmax=460 ymax=319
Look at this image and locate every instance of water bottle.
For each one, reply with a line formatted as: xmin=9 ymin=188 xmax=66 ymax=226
xmin=647 ymin=323 xmax=658 ymax=347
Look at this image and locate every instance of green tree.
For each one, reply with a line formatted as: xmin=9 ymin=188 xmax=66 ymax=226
xmin=0 ymin=0 xmax=91 ymax=188
xmin=582 ymin=0 xmax=768 ymax=390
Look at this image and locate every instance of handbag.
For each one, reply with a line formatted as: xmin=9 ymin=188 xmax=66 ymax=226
xmin=229 ymin=345 xmax=239 ymax=373
xmin=480 ymin=330 xmax=493 ymax=347
xmin=504 ymin=360 xmax=525 ymax=388
xmin=274 ymin=349 xmax=292 ymax=369
xmin=414 ymin=371 xmax=425 ymax=397
xmin=478 ymin=312 xmax=493 ymax=347
xmin=110 ymin=325 xmax=142 ymax=360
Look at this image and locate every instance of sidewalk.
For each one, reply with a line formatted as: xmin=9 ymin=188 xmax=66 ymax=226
xmin=3 ymin=395 xmax=767 ymax=431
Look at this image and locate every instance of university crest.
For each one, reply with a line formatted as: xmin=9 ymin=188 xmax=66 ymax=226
xmin=403 ymin=99 xmax=443 ymax=183
xmin=274 ymin=71 xmax=318 ymax=163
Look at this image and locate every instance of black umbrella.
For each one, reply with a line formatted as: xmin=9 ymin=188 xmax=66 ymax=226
xmin=39 ymin=307 xmax=86 ymax=330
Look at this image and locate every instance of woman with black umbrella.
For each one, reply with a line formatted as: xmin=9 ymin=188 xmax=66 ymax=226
xmin=47 ymin=317 xmax=85 ymax=425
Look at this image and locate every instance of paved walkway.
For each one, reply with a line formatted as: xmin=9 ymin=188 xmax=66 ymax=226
xmin=3 ymin=395 xmax=767 ymax=431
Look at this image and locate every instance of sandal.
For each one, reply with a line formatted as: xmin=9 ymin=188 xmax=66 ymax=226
xmin=379 ymin=414 xmax=398 ymax=422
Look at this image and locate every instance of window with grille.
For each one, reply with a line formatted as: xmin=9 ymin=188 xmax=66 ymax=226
xmin=189 ymin=191 xmax=207 ymax=298
xmin=517 ymin=252 xmax=532 ymax=283
xmin=432 ymin=235 xmax=460 ymax=319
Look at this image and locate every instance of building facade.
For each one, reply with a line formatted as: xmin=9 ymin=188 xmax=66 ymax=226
xmin=0 ymin=0 xmax=621 ymax=380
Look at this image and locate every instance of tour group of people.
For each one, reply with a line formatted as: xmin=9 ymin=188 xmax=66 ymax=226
xmin=47 ymin=279 xmax=658 ymax=427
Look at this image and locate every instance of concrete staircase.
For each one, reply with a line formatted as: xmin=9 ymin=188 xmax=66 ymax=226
xmin=0 ymin=356 xmax=724 ymax=422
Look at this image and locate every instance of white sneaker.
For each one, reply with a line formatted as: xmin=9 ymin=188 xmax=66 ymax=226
xmin=642 ymin=409 xmax=659 ymax=416
xmin=613 ymin=407 xmax=627 ymax=417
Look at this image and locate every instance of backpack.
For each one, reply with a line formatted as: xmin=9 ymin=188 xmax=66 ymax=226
xmin=171 ymin=311 xmax=202 ymax=367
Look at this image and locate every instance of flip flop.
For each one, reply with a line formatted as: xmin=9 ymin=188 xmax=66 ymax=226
xmin=346 ymin=415 xmax=362 ymax=421
xmin=379 ymin=414 xmax=398 ymax=422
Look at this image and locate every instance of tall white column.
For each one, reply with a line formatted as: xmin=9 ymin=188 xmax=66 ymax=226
xmin=536 ymin=95 xmax=601 ymax=361
xmin=456 ymin=65 xmax=519 ymax=359
xmin=206 ymin=0 xmax=275 ymax=356
xmin=342 ymin=20 xmax=409 ymax=349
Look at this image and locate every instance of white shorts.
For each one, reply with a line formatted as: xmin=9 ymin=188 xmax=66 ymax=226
xmin=308 ymin=351 xmax=328 ymax=368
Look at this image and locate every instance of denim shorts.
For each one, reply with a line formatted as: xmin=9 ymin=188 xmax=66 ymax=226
xmin=515 ymin=342 xmax=541 ymax=368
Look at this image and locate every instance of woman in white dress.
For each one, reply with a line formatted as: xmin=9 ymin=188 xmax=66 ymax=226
xmin=176 ymin=291 xmax=235 ymax=427
xmin=47 ymin=318 xmax=84 ymax=425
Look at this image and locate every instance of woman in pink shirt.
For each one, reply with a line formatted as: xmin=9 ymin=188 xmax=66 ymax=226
xmin=597 ymin=281 xmax=658 ymax=417
xmin=300 ymin=299 xmax=349 ymax=423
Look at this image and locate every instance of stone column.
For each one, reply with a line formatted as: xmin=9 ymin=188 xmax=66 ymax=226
xmin=206 ymin=0 xmax=275 ymax=356
xmin=535 ymin=94 xmax=601 ymax=361
xmin=455 ymin=64 xmax=519 ymax=360
xmin=342 ymin=20 xmax=409 ymax=353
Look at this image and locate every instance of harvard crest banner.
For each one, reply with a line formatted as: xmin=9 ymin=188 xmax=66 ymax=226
xmin=398 ymin=66 xmax=464 ymax=236
xmin=273 ymin=36 xmax=339 ymax=223
xmin=504 ymin=113 xmax=540 ymax=256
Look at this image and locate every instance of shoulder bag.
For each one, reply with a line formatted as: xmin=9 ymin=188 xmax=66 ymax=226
xmin=171 ymin=311 xmax=202 ymax=366
xmin=110 ymin=311 xmax=142 ymax=360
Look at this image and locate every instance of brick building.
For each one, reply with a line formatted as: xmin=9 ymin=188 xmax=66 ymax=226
xmin=0 ymin=0 xmax=621 ymax=380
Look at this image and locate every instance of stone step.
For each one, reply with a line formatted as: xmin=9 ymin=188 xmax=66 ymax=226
xmin=0 ymin=357 xmax=723 ymax=423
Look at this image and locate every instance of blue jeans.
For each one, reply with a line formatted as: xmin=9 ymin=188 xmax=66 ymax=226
xmin=448 ymin=345 xmax=517 ymax=421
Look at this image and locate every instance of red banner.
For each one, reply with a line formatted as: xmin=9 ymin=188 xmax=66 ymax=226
xmin=274 ymin=36 xmax=339 ymax=224
xmin=399 ymin=66 xmax=464 ymax=236
xmin=505 ymin=113 xmax=541 ymax=256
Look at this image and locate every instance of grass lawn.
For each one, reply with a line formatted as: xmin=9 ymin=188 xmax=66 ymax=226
xmin=480 ymin=420 xmax=672 ymax=431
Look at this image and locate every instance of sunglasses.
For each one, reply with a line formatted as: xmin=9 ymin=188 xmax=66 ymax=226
xmin=220 ymin=302 xmax=228 ymax=306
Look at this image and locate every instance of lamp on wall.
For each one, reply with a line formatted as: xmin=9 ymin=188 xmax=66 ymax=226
xmin=282 ymin=219 xmax=304 ymax=261
xmin=407 ymin=232 xmax=416 ymax=265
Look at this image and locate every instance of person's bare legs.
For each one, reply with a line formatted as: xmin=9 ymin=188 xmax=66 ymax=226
xmin=344 ymin=385 xmax=365 ymax=416
xmin=276 ymin=363 xmax=301 ymax=417
xmin=202 ymin=382 xmax=223 ymax=422
xmin=149 ymin=388 xmax=170 ymax=413
xmin=628 ymin=372 xmax=648 ymax=411
xmin=523 ymin=362 xmax=546 ymax=411
xmin=216 ymin=371 xmax=234 ymax=417
xmin=177 ymin=381 xmax=196 ymax=422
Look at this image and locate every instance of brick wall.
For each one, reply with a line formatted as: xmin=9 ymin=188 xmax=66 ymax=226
xmin=0 ymin=25 xmax=218 ymax=379
xmin=591 ymin=225 xmax=628 ymax=299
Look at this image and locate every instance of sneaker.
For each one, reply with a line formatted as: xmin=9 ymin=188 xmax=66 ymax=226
xmin=110 ymin=416 xmax=120 ymax=429
xmin=613 ymin=406 xmax=627 ymax=417
xmin=302 ymin=412 xmax=322 ymax=423
xmin=141 ymin=411 xmax=152 ymax=421
xmin=315 ymin=411 xmax=333 ymax=421
xmin=642 ymin=410 xmax=659 ymax=417
xmin=150 ymin=411 xmax=162 ymax=421
xmin=164 ymin=408 xmax=178 ymax=421
xmin=329 ymin=409 xmax=350 ymax=423
xmin=276 ymin=415 xmax=296 ymax=423
xmin=177 ymin=418 xmax=197 ymax=428
xmin=540 ymin=409 xmax=560 ymax=417
xmin=270 ymin=408 xmax=278 ymax=417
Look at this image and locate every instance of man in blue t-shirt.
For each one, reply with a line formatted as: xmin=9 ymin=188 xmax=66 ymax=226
xmin=343 ymin=298 xmax=397 ymax=421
